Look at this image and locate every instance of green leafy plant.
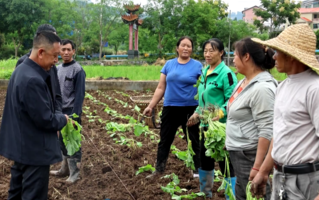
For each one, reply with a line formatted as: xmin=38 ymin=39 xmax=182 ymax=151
xmin=185 ymin=128 xmax=196 ymax=170
xmin=193 ymin=76 xmax=201 ymax=100
xmin=135 ymin=164 xmax=155 ymax=175
xmin=161 ymin=173 xmax=205 ymax=199
xmin=61 ymin=113 xmax=82 ymax=156
xmin=217 ymin=156 xmax=235 ymax=200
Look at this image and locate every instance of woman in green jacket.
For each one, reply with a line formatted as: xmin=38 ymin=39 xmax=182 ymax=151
xmin=187 ymin=38 xmax=237 ymax=198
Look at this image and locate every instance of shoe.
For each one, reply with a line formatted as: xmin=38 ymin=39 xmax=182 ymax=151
xmin=66 ymin=158 xmax=80 ymax=184
xmin=199 ymin=168 xmax=214 ymax=197
xmin=50 ymin=156 xmax=69 ymax=177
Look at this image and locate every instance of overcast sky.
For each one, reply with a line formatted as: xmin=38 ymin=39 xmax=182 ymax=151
xmin=133 ymin=0 xmax=261 ymax=12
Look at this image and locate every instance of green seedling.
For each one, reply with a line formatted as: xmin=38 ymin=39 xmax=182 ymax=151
xmin=135 ymin=164 xmax=155 ymax=175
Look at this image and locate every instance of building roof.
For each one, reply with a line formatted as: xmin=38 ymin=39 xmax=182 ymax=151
xmin=301 ymin=16 xmax=312 ymax=22
xmin=242 ymin=6 xmax=265 ymax=13
xmin=299 ymin=7 xmax=319 ymax=13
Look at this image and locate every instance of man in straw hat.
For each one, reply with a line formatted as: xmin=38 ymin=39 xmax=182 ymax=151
xmin=249 ymin=24 xmax=319 ymax=200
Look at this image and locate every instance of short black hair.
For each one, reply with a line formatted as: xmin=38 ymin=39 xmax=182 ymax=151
xmin=33 ymin=31 xmax=61 ymax=50
xmin=202 ymin=38 xmax=225 ymax=60
xmin=61 ymin=39 xmax=76 ymax=50
xmin=36 ymin=24 xmax=56 ymax=35
xmin=176 ymin=36 xmax=194 ymax=56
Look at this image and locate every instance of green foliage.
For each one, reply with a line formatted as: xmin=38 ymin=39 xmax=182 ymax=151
xmin=61 ymin=117 xmax=82 ymax=156
xmin=161 ymin=173 xmax=205 ymax=199
xmin=185 ymin=128 xmax=196 ymax=170
xmin=135 ymin=164 xmax=155 ymax=175
xmin=254 ymin=0 xmax=301 ymax=37
xmin=315 ymin=30 xmax=319 ymax=49
xmin=198 ymin=105 xmax=227 ymax=162
xmin=0 ymin=0 xmax=48 ymax=57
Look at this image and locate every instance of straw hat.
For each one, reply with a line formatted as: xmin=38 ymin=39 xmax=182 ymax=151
xmin=252 ymin=24 xmax=319 ymax=74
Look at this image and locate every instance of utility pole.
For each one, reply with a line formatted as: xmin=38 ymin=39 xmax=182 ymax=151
xmin=227 ymin=10 xmax=231 ymax=66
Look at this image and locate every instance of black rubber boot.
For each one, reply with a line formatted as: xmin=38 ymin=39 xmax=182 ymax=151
xmin=146 ymin=161 xmax=166 ymax=179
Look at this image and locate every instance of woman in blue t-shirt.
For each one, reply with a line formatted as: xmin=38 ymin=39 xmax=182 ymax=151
xmin=143 ymin=36 xmax=203 ymax=178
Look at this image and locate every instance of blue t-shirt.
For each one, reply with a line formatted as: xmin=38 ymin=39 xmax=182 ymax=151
xmin=161 ymin=58 xmax=203 ymax=106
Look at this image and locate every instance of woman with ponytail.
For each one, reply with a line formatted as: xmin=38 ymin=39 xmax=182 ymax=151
xmin=225 ymin=38 xmax=277 ymax=200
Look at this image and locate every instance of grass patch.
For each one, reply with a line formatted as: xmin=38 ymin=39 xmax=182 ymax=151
xmin=0 ymin=58 xmax=287 ymax=81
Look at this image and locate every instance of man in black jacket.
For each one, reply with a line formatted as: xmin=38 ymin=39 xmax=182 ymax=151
xmin=16 ymin=24 xmax=63 ymax=114
xmin=0 ymin=32 xmax=68 ymax=200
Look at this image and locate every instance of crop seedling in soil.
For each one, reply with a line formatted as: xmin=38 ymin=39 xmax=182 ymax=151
xmin=135 ymin=164 xmax=155 ymax=175
xmin=161 ymin=173 xmax=205 ymax=199
xmin=61 ymin=113 xmax=82 ymax=156
xmin=246 ymin=181 xmax=264 ymax=200
xmin=170 ymin=145 xmax=187 ymax=161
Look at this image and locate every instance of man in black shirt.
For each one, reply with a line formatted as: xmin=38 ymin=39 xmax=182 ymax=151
xmin=16 ymin=24 xmax=63 ymax=115
xmin=0 ymin=32 xmax=68 ymax=200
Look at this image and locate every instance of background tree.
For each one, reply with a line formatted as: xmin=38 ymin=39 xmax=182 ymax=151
xmin=254 ymin=0 xmax=301 ymax=38
xmin=179 ymin=0 xmax=228 ymax=50
xmin=0 ymin=0 xmax=48 ymax=58
xmin=108 ymin=23 xmax=128 ymax=55
xmin=143 ymin=0 xmax=186 ymax=57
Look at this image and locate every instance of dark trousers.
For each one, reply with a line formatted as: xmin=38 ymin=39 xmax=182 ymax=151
xmin=8 ymin=162 xmax=50 ymax=200
xmin=200 ymin=135 xmax=235 ymax=177
xmin=156 ymin=106 xmax=200 ymax=172
xmin=59 ymin=107 xmax=82 ymax=161
xmin=229 ymin=150 xmax=271 ymax=200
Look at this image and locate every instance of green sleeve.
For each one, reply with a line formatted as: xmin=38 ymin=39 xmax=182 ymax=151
xmin=221 ymin=71 xmax=238 ymax=118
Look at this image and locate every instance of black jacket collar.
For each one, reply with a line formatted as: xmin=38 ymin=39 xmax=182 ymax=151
xmin=24 ymin=58 xmax=50 ymax=81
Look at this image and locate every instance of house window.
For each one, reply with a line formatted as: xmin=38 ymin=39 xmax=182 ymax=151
xmin=315 ymin=14 xmax=318 ymax=18
xmin=314 ymin=2 xmax=319 ymax=8
xmin=314 ymin=24 xmax=318 ymax=29
xmin=243 ymin=13 xmax=245 ymax=17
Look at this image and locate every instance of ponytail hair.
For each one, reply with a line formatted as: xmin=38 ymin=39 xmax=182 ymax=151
xmin=234 ymin=37 xmax=275 ymax=70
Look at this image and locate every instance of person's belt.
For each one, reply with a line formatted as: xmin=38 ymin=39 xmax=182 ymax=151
xmin=274 ymin=161 xmax=319 ymax=174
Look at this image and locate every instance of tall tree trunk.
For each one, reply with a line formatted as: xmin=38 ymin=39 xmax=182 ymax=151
xmin=12 ymin=38 xmax=20 ymax=58
xmin=99 ymin=0 xmax=103 ymax=61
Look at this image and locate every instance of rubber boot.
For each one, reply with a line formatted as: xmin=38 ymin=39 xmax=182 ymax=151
xmin=50 ymin=156 xmax=69 ymax=177
xmin=66 ymin=158 xmax=80 ymax=183
xmin=199 ymin=168 xmax=214 ymax=198
xmin=146 ymin=161 xmax=165 ymax=179
xmin=225 ymin=177 xmax=236 ymax=200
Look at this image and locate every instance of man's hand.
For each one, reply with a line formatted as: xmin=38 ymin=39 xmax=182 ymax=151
xmin=65 ymin=114 xmax=69 ymax=122
xmin=250 ymin=172 xmax=269 ymax=199
xmin=314 ymin=194 xmax=319 ymax=200
xmin=187 ymin=113 xmax=199 ymax=127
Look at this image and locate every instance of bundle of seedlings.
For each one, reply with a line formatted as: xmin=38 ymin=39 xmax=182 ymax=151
xmin=198 ymin=104 xmax=235 ymax=199
xmin=61 ymin=113 xmax=82 ymax=156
